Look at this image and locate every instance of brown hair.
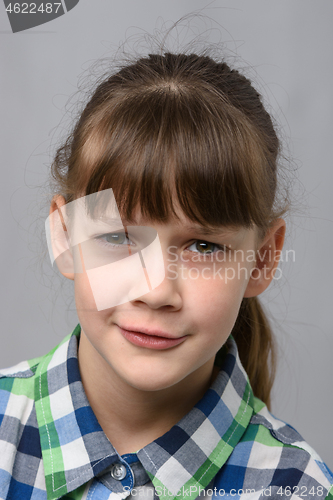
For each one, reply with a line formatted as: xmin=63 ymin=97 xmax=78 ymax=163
xmin=52 ymin=52 xmax=289 ymax=409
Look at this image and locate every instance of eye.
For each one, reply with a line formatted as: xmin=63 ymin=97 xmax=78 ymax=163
xmin=95 ymin=232 xmax=132 ymax=247
xmin=187 ymin=240 xmax=225 ymax=254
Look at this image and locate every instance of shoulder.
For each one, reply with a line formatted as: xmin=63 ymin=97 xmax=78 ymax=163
xmin=0 ymin=328 xmax=76 ymax=426
xmin=0 ymin=355 xmax=45 ymax=496
xmin=213 ymin=397 xmax=333 ymax=499
xmin=0 ymin=330 xmax=78 ymax=497
xmin=0 ymin=356 xmax=42 ymax=426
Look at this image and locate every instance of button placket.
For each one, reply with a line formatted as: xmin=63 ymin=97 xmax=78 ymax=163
xmin=110 ymin=463 xmax=127 ymax=481
xmin=98 ymin=459 xmax=134 ymax=495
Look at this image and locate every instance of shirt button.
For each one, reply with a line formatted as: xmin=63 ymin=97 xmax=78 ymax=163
xmin=110 ymin=463 xmax=127 ymax=481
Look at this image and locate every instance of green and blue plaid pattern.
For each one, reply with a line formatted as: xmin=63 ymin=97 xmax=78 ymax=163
xmin=0 ymin=325 xmax=332 ymax=500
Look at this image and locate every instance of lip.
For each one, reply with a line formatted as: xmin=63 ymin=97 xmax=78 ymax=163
xmin=117 ymin=324 xmax=187 ymax=350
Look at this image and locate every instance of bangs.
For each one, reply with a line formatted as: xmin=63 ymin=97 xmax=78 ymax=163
xmin=78 ymin=84 xmax=276 ymax=231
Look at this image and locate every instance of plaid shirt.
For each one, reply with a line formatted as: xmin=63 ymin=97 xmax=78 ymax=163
xmin=0 ymin=325 xmax=332 ymax=500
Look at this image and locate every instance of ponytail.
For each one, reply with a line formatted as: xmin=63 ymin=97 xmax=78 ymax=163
xmin=225 ymin=297 xmax=276 ymax=411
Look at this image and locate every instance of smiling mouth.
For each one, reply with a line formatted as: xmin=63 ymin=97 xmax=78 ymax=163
xmin=117 ymin=325 xmax=187 ymax=350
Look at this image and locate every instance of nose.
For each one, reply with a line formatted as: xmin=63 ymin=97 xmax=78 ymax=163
xmin=131 ymin=247 xmax=183 ymax=311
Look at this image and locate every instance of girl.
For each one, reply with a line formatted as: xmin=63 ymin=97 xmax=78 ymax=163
xmin=0 ymin=52 xmax=332 ymax=500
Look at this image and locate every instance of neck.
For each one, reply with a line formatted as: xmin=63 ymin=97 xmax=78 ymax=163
xmin=78 ymin=330 xmax=216 ymax=455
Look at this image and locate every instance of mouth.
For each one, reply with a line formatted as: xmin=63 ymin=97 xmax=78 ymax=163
xmin=117 ymin=324 xmax=187 ymax=350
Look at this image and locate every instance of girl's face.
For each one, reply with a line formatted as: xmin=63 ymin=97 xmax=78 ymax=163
xmin=72 ymin=206 xmax=259 ymax=393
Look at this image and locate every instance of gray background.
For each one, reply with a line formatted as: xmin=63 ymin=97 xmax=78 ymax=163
xmin=0 ymin=0 xmax=332 ymax=468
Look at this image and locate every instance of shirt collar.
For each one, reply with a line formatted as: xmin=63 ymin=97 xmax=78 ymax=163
xmin=34 ymin=325 xmax=254 ymax=500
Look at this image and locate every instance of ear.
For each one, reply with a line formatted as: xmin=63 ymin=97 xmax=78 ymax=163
xmin=48 ymin=195 xmax=74 ymax=280
xmin=244 ymin=218 xmax=286 ymax=298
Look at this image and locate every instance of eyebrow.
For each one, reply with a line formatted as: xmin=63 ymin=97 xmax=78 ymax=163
xmin=91 ymin=216 xmax=123 ymax=225
xmin=95 ymin=216 xmax=238 ymax=238
xmin=180 ymin=224 xmax=238 ymax=237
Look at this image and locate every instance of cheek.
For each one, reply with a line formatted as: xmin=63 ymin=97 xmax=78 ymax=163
xmin=74 ymin=272 xmax=96 ymax=310
xmin=74 ymin=274 xmax=113 ymax=351
xmin=73 ymin=272 xmax=108 ymax=330
xmin=184 ymin=271 xmax=247 ymax=333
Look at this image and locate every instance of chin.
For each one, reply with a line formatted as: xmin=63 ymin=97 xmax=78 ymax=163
xmin=125 ymin=373 xmax=182 ymax=392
